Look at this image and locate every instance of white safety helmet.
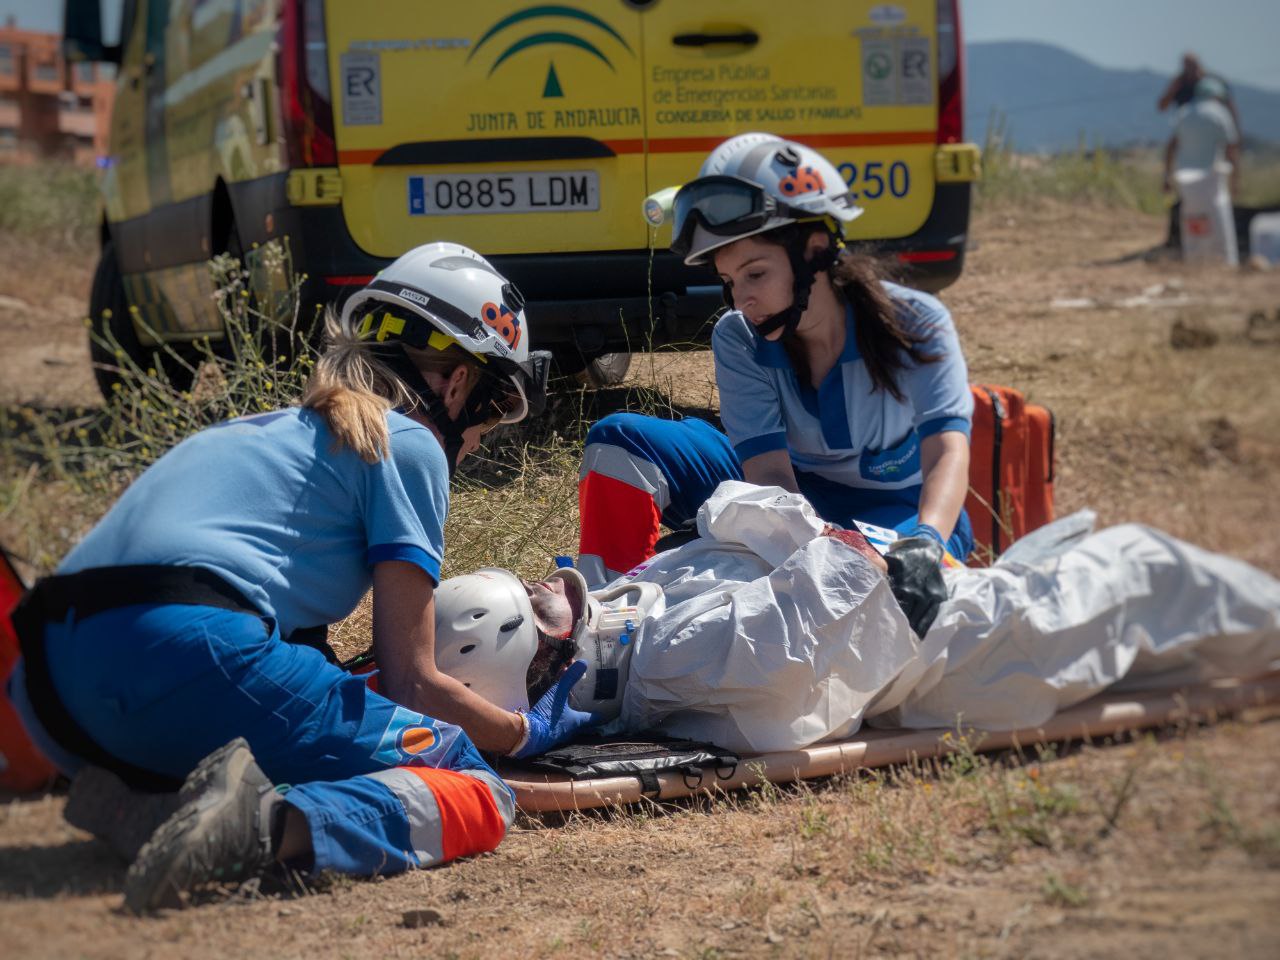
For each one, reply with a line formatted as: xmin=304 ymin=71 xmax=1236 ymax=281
xmin=671 ymin=133 xmax=863 ymax=266
xmin=433 ymin=567 xmax=591 ymax=712
xmin=433 ymin=568 xmax=540 ymax=712
xmin=340 ymin=242 xmax=550 ymax=423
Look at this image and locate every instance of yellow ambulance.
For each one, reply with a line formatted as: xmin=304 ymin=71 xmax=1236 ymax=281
xmin=64 ymin=0 xmax=979 ymax=395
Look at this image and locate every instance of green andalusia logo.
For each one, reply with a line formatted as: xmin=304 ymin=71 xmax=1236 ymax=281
xmin=468 ymin=4 xmax=634 ymax=98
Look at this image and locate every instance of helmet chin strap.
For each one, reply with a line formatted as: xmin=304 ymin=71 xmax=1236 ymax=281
xmin=752 ymin=242 xmax=839 ymax=340
xmin=375 ymin=346 xmax=498 ymax=478
xmin=725 ymin=233 xmax=841 ymax=342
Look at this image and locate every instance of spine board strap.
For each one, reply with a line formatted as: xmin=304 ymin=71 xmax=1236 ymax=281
xmin=515 ymin=735 xmax=740 ymax=796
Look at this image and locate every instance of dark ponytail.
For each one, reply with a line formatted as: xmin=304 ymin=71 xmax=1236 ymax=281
xmin=830 ymin=249 xmax=940 ymax=402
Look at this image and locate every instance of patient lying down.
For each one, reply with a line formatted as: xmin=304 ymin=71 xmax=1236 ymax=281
xmin=433 ymin=483 xmax=1280 ymax=754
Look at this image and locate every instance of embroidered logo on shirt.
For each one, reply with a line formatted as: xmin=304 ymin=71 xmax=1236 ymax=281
xmin=859 ymin=432 xmax=921 ymax=481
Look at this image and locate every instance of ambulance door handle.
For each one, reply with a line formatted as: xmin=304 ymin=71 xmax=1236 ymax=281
xmin=672 ymin=31 xmax=759 ymax=48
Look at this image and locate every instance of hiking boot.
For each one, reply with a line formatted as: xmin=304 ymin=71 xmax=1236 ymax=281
xmin=122 ymin=738 xmax=281 ymax=913
xmin=64 ymin=766 xmax=183 ymax=862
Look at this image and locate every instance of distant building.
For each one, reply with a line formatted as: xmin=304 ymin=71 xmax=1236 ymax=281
xmin=0 ymin=17 xmax=114 ymax=166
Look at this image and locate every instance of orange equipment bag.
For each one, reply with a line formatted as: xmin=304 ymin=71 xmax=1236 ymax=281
xmin=965 ymin=385 xmax=1056 ymax=565
xmin=1 ymin=548 xmax=58 ymax=793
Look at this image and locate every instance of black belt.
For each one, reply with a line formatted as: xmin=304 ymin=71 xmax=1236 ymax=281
xmin=13 ymin=564 xmax=333 ymax=792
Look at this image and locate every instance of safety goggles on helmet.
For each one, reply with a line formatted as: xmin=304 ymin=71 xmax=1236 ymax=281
xmin=670 ymin=175 xmax=808 ymax=260
xmin=353 ymin=303 xmax=534 ymax=425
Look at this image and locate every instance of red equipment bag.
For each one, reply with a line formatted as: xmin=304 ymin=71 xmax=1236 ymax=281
xmin=965 ymin=385 xmax=1056 ymax=565
xmin=1 ymin=548 xmax=58 ymax=793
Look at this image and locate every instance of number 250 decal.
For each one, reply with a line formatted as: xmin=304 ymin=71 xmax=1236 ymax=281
xmin=836 ymin=161 xmax=910 ymax=199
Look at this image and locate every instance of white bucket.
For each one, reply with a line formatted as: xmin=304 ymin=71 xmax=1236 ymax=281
xmin=1175 ymin=163 xmax=1238 ymax=266
xmin=1248 ymin=211 xmax=1280 ymax=266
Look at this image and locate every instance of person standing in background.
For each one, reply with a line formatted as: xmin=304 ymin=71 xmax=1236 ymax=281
xmin=1164 ymin=76 xmax=1241 ymax=199
xmin=1158 ymin=54 xmax=1241 ymax=248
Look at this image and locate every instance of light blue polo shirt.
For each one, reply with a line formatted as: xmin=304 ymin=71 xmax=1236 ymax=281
xmin=712 ymin=281 xmax=972 ymax=492
xmin=59 ymin=407 xmax=448 ymax=639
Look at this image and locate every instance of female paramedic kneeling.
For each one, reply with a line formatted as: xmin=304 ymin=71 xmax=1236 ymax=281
xmin=7 ymin=243 xmax=594 ymax=912
xmin=579 ymin=133 xmax=972 ymax=636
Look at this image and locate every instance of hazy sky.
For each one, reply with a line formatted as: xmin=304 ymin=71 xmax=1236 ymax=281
xmin=4 ymin=0 xmax=1278 ymax=92
xmin=965 ymin=0 xmax=1280 ymax=92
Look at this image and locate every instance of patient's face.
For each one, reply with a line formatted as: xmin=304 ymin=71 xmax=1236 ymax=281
xmin=522 ymin=575 xmax=584 ymax=703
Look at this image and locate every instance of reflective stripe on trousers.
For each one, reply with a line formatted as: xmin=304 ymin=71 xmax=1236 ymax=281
xmin=578 ymin=414 xmax=742 ymax=588
xmin=285 ymin=766 xmax=514 ymax=875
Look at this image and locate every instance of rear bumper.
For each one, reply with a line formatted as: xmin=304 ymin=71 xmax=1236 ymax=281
xmin=872 ymin=181 xmax=971 ymax=293
xmin=236 ymin=175 xmax=972 ymax=354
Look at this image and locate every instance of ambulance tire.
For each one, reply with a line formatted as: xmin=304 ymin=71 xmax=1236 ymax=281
xmin=88 ymin=241 xmax=198 ymax=401
xmin=577 ymin=352 xmax=633 ymax=388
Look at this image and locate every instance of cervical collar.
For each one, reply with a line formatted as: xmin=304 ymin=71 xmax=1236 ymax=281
xmin=563 ymin=579 xmax=666 ymax=721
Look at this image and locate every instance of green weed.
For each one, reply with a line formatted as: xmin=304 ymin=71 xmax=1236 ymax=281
xmin=0 ymin=163 xmax=98 ymax=252
xmin=976 ymin=113 xmax=1280 ymax=215
xmin=1041 ymin=871 xmax=1090 ymax=908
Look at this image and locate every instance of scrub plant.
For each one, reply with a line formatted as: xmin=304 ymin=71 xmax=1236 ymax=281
xmin=0 ymin=163 xmax=98 ymax=252
xmin=976 ymin=111 xmax=1161 ymax=215
xmin=1041 ymin=871 xmax=1090 ymax=908
xmin=0 ymin=239 xmax=316 ymax=573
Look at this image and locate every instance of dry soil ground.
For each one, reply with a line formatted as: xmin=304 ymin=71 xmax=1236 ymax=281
xmin=2 ymin=201 xmax=1280 ymax=958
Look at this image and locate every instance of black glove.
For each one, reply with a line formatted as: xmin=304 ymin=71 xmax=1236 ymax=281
xmin=885 ymin=536 xmax=948 ymax=638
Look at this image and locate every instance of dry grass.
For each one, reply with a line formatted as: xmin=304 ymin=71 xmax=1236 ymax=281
xmin=3 ymin=159 xmax=1280 ymax=956
xmin=6 ymin=710 xmax=1278 ymax=958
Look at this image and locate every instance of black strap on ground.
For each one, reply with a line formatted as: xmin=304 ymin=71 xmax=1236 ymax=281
xmin=517 ymin=734 xmax=740 ymax=796
xmin=12 ymin=564 xmax=328 ymax=792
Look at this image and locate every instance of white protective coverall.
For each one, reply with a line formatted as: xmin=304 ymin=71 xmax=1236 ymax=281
xmin=611 ymin=482 xmax=1280 ymax=753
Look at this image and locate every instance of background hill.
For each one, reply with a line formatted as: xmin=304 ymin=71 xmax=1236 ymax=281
xmin=966 ymin=41 xmax=1280 ymax=152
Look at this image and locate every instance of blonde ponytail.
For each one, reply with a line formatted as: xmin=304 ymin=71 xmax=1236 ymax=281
xmin=302 ymin=308 xmax=413 ymax=463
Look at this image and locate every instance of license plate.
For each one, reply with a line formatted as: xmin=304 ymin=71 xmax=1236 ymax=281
xmin=408 ymin=171 xmax=600 ymax=216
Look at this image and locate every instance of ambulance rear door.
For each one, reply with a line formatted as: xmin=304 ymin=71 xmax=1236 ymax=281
xmin=641 ymin=0 xmax=940 ymax=243
xmin=325 ymin=2 xmax=649 ymax=259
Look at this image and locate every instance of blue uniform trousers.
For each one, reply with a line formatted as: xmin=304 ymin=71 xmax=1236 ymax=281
xmin=10 ymin=602 xmax=512 ymax=876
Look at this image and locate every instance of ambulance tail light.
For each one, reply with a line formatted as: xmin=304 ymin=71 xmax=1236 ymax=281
xmin=936 ymin=0 xmax=964 ymax=144
xmin=277 ymin=0 xmax=336 ymax=167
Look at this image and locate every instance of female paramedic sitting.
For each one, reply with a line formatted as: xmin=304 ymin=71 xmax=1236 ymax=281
xmin=8 ymin=242 xmax=594 ymax=912
xmin=578 ymin=133 xmax=973 ymax=636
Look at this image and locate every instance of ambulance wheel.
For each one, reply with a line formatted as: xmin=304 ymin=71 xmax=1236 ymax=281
xmin=577 ymin=352 xmax=632 ymax=388
xmin=88 ymin=241 xmax=197 ymax=400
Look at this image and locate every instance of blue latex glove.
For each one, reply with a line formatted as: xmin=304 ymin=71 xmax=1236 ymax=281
xmin=905 ymin=521 xmax=947 ymax=550
xmin=514 ymin=660 xmax=598 ymax=760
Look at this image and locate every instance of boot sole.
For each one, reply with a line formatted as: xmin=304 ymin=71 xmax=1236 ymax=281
xmin=122 ymin=738 xmax=264 ymax=913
